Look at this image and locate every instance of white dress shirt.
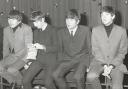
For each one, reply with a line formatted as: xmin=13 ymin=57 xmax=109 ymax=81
xmin=68 ymin=26 xmax=78 ymax=36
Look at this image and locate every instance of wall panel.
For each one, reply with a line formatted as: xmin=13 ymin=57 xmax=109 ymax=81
xmin=0 ymin=0 xmax=101 ymax=27
xmin=0 ymin=0 xmax=41 ymax=26
xmin=101 ymin=0 xmax=128 ymax=29
xmin=0 ymin=0 xmax=127 ymax=28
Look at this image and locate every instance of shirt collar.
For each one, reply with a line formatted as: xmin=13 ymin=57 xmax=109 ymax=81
xmin=11 ymin=23 xmax=22 ymax=32
xmin=41 ymin=23 xmax=48 ymax=31
xmin=68 ymin=26 xmax=78 ymax=36
xmin=104 ymin=23 xmax=114 ymax=31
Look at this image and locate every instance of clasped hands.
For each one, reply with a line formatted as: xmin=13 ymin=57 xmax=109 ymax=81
xmin=25 ymin=43 xmax=46 ymax=69
xmin=102 ymin=64 xmax=115 ymax=79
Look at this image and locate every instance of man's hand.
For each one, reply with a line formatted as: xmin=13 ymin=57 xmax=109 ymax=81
xmin=26 ymin=43 xmax=38 ymax=60
xmin=108 ymin=65 xmax=114 ymax=70
xmin=34 ymin=43 xmax=46 ymax=51
xmin=102 ymin=65 xmax=113 ymax=79
xmin=27 ymin=43 xmax=35 ymax=49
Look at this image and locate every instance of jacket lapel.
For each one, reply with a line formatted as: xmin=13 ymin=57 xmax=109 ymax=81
xmin=73 ymin=26 xmax=81 ymax=40
xmin=64 ymin=28 xmax=72 ymax=41
xmin=100 ymin=25 xmax=108 ymax=41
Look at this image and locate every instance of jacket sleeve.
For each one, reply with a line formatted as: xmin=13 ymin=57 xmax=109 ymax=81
xmin=91 ymin=29 xmax=105 ymax=63
xmin=3 ymin=28 xmax=10 ymax=59
xmin=111 ymin=29 xmax=128 ymax=66
xmin=87 ymin=28 xmax=92 ymax=59
xmin=82 ymin=28 xmax=92 ymax=66
xmin=57 ymin=30 xmax=63 ymax=61
xmin=24 ymin=26 xmax=33 ymax=45
xmin=86 ymin=28 xmax=91 ymax=55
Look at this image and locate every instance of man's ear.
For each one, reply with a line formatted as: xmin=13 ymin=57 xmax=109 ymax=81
xmin=41 ymin=18 xmax=45 ymax=22
xmin=17 ymin=20 xmax=21 ymax=24
xmin=77 ymin=19 xmax=80 ymax=24
xmin=112 ymin=14 xmax=115 ymax=20
xmin=19 ymin=20 xmax=22 ymax=23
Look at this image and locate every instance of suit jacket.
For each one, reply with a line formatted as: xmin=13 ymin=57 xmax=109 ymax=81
xmin=57 ymin=25 xmax=91 ymax=66
xmin=33 ymin=25 xmax=58 ymax=65
xmin=3 ymin=23 xmax=33 ymax=64
xmin=92 ymin=24 xmax=128 ymax=72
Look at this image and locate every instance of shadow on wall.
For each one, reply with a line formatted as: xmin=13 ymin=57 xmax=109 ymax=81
xmin=79 ymin=12 xmax=88 ymax=26
xmin=45 ymin=14 xmax=52 ymax=25
xmin=114 ymin=10 xmax=122 ymax=26
xmin=22 ymin=13 xmax=29 ymax=24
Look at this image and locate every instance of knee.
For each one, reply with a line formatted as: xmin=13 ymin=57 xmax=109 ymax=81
xmin=74 ymin=73 xmax=83 ymax=82
xmin=7 ymin=67 xmax=18 ymax=74
xmin=22 ymin=76 xmax=31 ymax=85
xmin=52 ymin=71 xmax=59 ymax=80
xmin=86 ymin=72 xmax=98 ymax=82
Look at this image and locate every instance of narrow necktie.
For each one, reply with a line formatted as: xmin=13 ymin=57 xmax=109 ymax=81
xmin=70 ymin=31 xmax=74 ymax=41
xmin=12 ymin=48 xmax=15 ymax=53
xmin=70 ymin=31 xmax=74 ymax=37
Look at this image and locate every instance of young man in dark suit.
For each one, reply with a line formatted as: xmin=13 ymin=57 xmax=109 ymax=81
xmin=53 ymin=9 xmax=91 ymax=89
xmin=22 ymin=11 xmax=58 ymax=89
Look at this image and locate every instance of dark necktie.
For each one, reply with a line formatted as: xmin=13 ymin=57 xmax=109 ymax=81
xmin=12 ymin=48 xmax=15 ymax=54
xmin=70 ymin=31 xmax=74 ymax=41
xmin=12 ymin=23 xmax=22 ymax=32
xmin=70 ymin=31 xmax=73 ymax=37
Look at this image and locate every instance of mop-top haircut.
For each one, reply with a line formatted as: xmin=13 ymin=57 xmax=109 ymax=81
xmin=8 ymin=10 xmax=22 ymax=21
xmin=66 ymin=9 xmax=80 ymax=20
xmin=30 ymin=11 xmax=45 ymax=21
xmin=100 ymin=6 xmax=115 ymax=15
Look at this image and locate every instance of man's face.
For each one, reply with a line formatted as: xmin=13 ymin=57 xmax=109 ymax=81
xmin=33 ymin=18 xmax=45 ymax=29
xmin=101 ymin=12 xmax=115 ymax=26
xmin=66 ymin=18 xmax=79 ymax=30
xmin=33 ymin=20 xmax=42 ymax=29
xmin=8 ymin=18 xmax=21 ymax=28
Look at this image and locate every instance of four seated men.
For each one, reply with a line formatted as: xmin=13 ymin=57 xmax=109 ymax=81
xmin=0 ymin=6 xmax=128 ymax=89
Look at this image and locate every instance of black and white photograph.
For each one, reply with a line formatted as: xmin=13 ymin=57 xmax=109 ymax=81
xmin=0 ymin=0 xmax=128 ymax=89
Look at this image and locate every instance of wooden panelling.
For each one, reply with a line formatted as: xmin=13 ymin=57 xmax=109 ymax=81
xmin=90 ymin=0 xmax=101 ymax=27
xmin=101 ymin=0 xmax=128 ymax=29
xmin=0 ymin=0 xmax=41 ymax=27
xmin=0 ymin=0 xmax=109 ymax=27
xmin=40 ymin=0 xmax=92 ymax=27
xmin=116 ymin=0 xmax=128 ymax=28
xmin=0 ymin=0 xmax=128 ymax=28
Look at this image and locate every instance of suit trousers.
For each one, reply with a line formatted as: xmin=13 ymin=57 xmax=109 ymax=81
xmin=53 ymin=59 xmax=87 ymax=89
xmin=0 ymin=56 xmax=26 ymax=85
xmin=23 ymin=61 xmax=56 ymax=89
xmin=87 ymin=60 xmax=124 ymax=89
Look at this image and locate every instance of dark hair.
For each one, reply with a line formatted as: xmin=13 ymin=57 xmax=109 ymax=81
xmin=66 ymin=9 xmax=80 ymax=19
xmin=30 ymin=11 xmax=45 ymax=21
xmin=8 ymin=10 xmax=22 ymax=21
xmin=100 ymin=6 xmax=115 ymax=15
